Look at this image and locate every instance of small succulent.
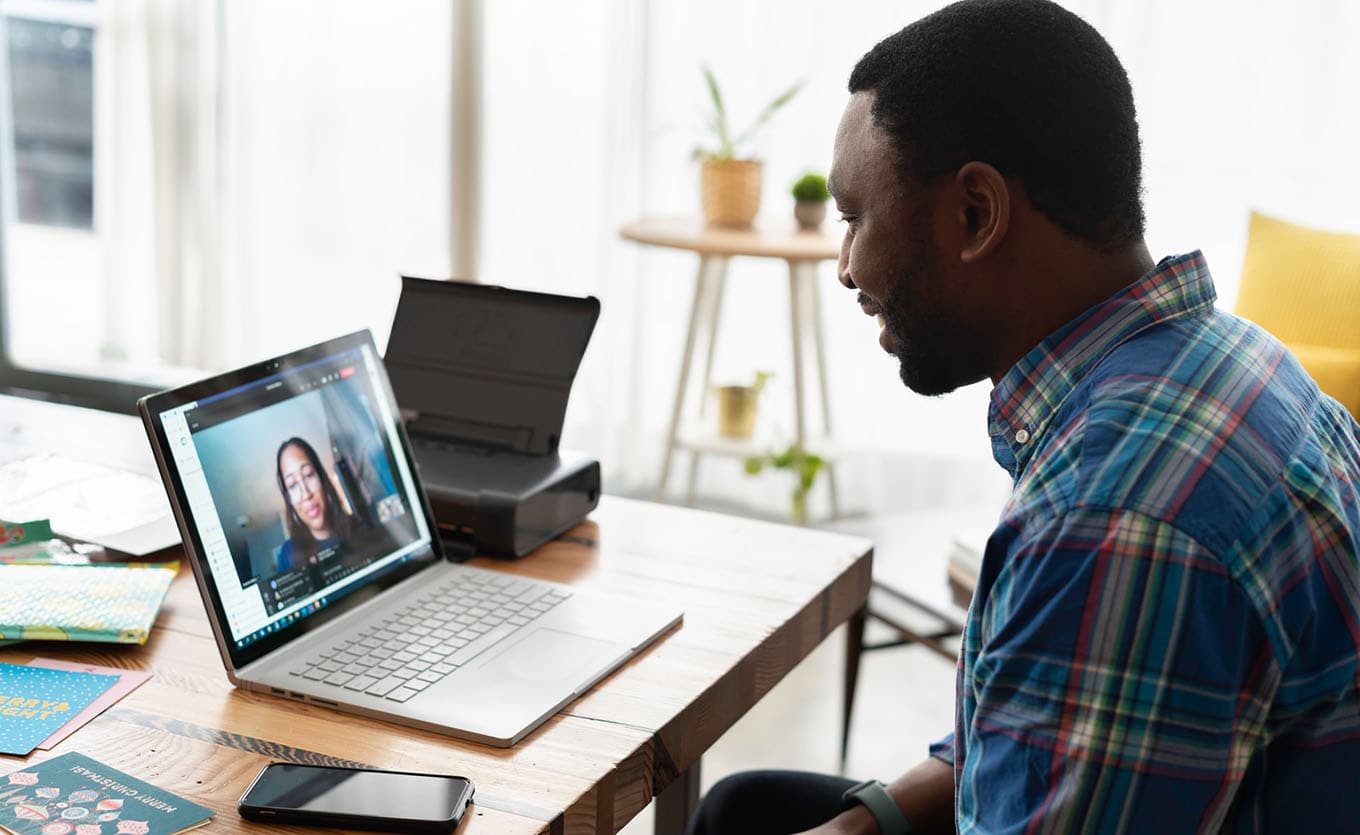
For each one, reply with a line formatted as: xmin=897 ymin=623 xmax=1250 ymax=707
xmin=791 ymin=173 xmax=830 ymax=203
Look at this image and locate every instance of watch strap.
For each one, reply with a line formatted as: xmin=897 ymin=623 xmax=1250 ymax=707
xmin=841 ymin=779 xmax=913 ymax=835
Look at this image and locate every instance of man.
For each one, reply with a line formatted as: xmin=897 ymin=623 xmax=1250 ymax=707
xmin=686 ymin=1 xmax=1360 ymax=833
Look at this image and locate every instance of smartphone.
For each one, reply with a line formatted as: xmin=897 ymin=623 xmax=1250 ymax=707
xmin=238 ymin=762 xmax=474 ymax=833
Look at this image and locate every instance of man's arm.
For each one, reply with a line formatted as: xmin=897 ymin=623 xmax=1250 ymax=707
xmin=955 ymin=507 xmax=1278 ymax=832
xmin=798 ymin=755 xmax=955 ymax=835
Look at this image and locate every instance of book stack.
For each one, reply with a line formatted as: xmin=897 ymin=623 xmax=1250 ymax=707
xmin=0 ymin=517 xmax=177 ymax=647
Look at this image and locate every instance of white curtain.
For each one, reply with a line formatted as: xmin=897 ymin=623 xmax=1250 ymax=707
xmin=215 ymin=2 xmax=453 ymax=366
xmin=95 ymin=0 xmax=221 ymax=372
xmin=477 ymin=0 xmax=1360 ymax=521
xmin=94 ymin=0 xmax=453 ymax=375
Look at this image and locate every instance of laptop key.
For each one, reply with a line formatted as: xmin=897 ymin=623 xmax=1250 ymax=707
xmin=407 ymin=679 xmax=432 ymax=692
xmin=379 ymin=658 xmax=403 ymax=672
xmin=392 ymin=668 xmax=416 ymax=680
xmin=302 ymin=668 xmax=328 ymax=681
xmin=324 ymin=671 xmax=356 ymax=686
xmin=514 ymin=583 xmax=548 ymax=602
xmin=448 ymin=623 xmax=517 ymax=666
xmin=508 ymin=615 xmax=531 ymax=626
xmin=386 ymin=687 xmax=418 ymax=702
xmin=365 ymin=677 xmax=403 ymax=697
xmin=317 ymin=660 xmax=342 ymax=673
xmin=432 ymin=662 xmax=456 ymax=675
xmin=416 ymin=670 xmax=442 ymax=684
xmin=344 ymin=675 xmax=379 ymax=692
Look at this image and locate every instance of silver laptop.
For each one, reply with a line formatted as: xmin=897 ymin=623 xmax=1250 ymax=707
xmin=139 ymin=330 xmax=682 ymax=747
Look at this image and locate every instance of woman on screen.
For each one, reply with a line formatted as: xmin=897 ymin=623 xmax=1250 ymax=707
xmin=274 ymin=437 xmax=353 ymax=572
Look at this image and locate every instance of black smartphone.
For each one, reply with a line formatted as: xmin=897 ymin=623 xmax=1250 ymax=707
xmin=238 ymin=762 xmax=474 ymax=833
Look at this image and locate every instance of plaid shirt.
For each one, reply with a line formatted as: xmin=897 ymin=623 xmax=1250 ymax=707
xmin=932 ymin=252 xmax=1360 ymax=833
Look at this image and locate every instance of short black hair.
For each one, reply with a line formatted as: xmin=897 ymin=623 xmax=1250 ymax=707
xmin=849 ymin=0 xmax=1144 ymax=250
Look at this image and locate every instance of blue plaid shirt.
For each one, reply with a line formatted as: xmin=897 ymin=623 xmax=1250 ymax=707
xmin=933 ymin=252 xmax=1360 ymax=833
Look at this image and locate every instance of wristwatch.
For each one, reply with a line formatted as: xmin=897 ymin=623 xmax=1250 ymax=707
xmin=840 ymin=779 xmax=914 ymax=835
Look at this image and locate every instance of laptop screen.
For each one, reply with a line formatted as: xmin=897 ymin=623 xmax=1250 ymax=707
xmin=150 ymin=337 xmax=434 ymax=655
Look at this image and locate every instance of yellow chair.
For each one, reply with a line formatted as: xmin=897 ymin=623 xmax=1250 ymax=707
xmin=1234 ymin=211 xmax=1360 ymax=417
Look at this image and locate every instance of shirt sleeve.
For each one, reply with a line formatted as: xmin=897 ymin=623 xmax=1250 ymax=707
xmin=929 ymin=731 xmax=956 ymax=767
xmin=958 ymin=507 xmax=1278 ymax=833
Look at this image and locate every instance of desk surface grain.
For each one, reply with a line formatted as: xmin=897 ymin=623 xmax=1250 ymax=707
xmin=0 ymin=496 xmax=872 ymax=834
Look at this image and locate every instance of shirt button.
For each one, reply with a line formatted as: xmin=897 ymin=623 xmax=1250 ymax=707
xmin=1015 ymin=429 xmax=1030 ymax=444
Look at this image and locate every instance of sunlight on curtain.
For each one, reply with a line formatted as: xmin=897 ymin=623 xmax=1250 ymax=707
xmin=218 ymin=1 xmax=452 ymax=367
xmin=2 ymin=0 xmax=453 ymax=392
xmin=478 ymin=0 xmax=1360 ymax=520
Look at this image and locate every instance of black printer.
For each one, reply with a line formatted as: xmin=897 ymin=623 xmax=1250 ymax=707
xmin=384 ymin=277 xmax=602 ymax=559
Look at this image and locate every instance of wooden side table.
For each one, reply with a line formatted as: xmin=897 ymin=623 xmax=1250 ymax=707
xmin=620 ymin=216 xmax=843 ymax=521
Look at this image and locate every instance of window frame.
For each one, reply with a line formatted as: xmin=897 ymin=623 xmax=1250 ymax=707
xmin=0 ymin=5 xmax=154 ymax=414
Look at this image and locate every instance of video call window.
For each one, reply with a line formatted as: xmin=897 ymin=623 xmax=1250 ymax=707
xmin=188 ymin=360 xmax=419 ymax=614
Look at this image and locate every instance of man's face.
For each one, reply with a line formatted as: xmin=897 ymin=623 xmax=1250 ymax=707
xmin=828 ymin=92 xmax=989 ymax=396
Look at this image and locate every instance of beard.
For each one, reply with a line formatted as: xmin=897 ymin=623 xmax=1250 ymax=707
xmin=879 ymin=256 xmax=988 ymax=397
xmin=882 ymin=297 xmax=963 ymax=396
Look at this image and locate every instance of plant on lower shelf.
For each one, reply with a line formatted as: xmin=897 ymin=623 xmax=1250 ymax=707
xmin=744 ymin=443 xmax=824 ymax=522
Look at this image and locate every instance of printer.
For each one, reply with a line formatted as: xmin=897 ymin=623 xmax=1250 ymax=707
xmin=384 ymin=277 xmax=602 ymax=559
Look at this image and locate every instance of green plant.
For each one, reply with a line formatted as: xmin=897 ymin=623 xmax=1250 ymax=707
xmin=695 ymin=64 xmax=804 ymax=161
xmin=744 ymin=443 xmax=825 ymax=522
xmin=791 ymin=173 xmax=829 ymax=203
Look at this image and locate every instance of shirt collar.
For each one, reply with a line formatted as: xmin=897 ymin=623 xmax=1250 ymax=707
xmin=987 ymin=251 xmax=1217 ymax=478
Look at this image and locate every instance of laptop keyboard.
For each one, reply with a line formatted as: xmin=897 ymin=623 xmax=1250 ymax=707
xmin=288 ymin=571 xmax=571 ymax=703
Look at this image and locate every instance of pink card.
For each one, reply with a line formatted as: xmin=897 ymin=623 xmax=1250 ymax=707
xmin=26 ymin=657 xmax=153 ymax=749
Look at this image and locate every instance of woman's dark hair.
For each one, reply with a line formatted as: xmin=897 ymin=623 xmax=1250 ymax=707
xmin=849 ymin=0 xmax=1145 ymax=251
xmin=275 ymin=436 xmax=352 ymax=558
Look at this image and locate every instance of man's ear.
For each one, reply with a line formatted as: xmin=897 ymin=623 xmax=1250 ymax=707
xmin=954 ymin=161 xmax=1010 ymax=263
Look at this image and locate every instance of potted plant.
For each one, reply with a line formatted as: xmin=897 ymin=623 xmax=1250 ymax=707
xmin=744 ymin=443 xmax=825 ymax=523
xmin=695 ymin=65 xmax=803 ymax=229
xmin=715 ymin=371 xmax=772 ymax=439
xmin=791 ymin=172 xmax=830 ymax=230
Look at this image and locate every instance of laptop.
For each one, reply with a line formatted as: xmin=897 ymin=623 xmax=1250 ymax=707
xmin=138 ymin=330 xmax=682 ymax=747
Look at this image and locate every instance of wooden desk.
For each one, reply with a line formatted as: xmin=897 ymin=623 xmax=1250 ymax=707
xmin=620 ymin=217 xmax=843 ymax=522
xmin=0 ymin=491 xmax=872 ymax=834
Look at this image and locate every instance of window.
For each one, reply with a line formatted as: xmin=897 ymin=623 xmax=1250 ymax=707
xmin=0 ymin=0 xmax=147 ymax=409
xmin=0 ymin=1 xmax=454 ymax=413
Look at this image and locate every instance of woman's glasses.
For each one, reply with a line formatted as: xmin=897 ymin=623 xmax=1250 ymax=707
xmin=284 ymin=466 xmax=323 ymax=500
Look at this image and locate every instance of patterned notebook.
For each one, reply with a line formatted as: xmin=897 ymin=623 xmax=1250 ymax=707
xmin=0 ymin=565 xmax=177 ymax=645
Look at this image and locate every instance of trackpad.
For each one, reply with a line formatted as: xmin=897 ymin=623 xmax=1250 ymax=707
xmin=477 ymin=629 xmax=620 ymax=689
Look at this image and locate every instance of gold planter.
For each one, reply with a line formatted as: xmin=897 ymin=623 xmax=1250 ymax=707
xmin=716 ymin=385 xmax=759 ymax=438
xmin=700 ymin=157 xmax=762 ymax=229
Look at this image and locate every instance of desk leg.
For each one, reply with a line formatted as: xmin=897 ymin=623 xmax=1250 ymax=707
xmin=842 ymin=605 xmax=867 ymax=769
xmin=657 ymin=256 xmax=715 ymax=501
xmin=655 ymin=759 xmax=701 ymax=835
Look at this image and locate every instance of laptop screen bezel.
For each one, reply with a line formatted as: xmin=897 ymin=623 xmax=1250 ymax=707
xmin=139 ymin=330 xmax=446 ymax=671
